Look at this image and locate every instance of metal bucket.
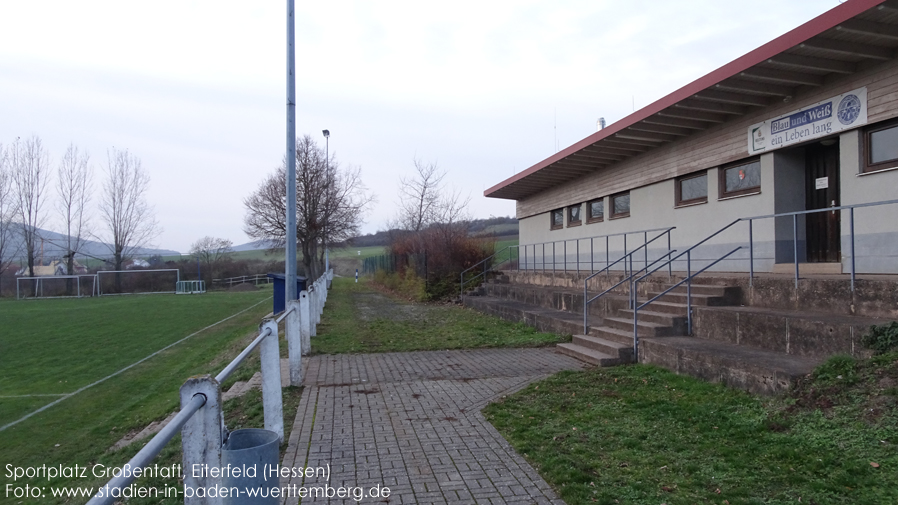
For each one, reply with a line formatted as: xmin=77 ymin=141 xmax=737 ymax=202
xmin=221 ymin=428 xmax=279 ymax=504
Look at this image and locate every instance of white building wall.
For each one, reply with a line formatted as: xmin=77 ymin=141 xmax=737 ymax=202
xmin=518 ymin=154 xmax=778 ymax=273
xmin=839 ymin=129 xmax=898 ymax=274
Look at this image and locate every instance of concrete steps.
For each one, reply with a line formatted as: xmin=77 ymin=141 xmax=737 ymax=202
xmin=557 ymin=343 xmax=624 ymax=366
xmin=571 ymin=334 xmax=634 ymax=360
xmin=463 ymin=271 xmax=893 ymax=395
xmin=645 ymin=291 xmax=730 ymax=307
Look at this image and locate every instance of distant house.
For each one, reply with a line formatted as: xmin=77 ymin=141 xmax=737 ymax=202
xmin=125 ymin=259 xmax=151 ymax=269
xmin=15 ymin=259 xmax=88 ymax=277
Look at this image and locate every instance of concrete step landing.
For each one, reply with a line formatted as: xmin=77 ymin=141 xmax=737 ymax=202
xmin=639 ymin=336 xmax=821 ymax=395
xmin=557 ymin=343 xmax=624 ymax=366
xmin=560 ymin=334 xmax=635 ymax=364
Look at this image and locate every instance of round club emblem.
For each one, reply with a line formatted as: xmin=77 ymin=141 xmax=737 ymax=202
xmin=837 ymin=94 xmax=861 ymax=125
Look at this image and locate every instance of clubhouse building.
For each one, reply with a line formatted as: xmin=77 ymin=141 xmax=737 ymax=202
xmin=485 ymin=0 xmax=898 ymax=275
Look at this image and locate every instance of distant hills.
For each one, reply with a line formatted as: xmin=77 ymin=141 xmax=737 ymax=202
xmin=2 ymin=223 xmax=180 ymax=262
xmin=231 ymin=239 xmax=278 ymax=252
xmin=232 ymin=217 xmax=519 ymax=252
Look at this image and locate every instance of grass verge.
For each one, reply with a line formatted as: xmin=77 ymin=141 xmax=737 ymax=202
xmin=312 ymin=276 xmax=566 ymax=354
xmin=484 ymin=354 xmax=898 ymax=505
xmin=0 ymin=290 xmax=277 ymax=503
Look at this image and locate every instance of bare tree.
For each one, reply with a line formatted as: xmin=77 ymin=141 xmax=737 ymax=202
xmin=57 ymin=143 xmax=92 ymax=278
xmin=244 ymin=135 xmax=372 ymax=279
xmin=190 ymin=236 xmax=233 ymax=286
xmin=10 ymin=136 xmax=51 ymax=278
xmin=98 ymin=148 xmax=159 ymax=291
xmin=394 ymin=158 xmax=471 ymax=255
xmin=0 ymin=143 xmax=21 ymax=279
xmin=397 ymin=158 xmax=446 ymax=232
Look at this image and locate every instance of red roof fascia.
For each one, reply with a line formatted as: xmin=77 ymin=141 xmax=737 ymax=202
xmin=485 ymin=0 xmax=887 ymax=198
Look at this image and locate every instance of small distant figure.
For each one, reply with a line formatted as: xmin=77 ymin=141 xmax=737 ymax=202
xmin=357 ymin=251 xmax=361 ymax=255
xmin=355 ymin=269 xmax=359 ymax=283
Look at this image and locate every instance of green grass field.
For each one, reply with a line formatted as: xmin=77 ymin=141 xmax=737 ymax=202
xmin=0 ymin=289 xmax=276 ymax=502
xmin=485 ymin=357 xmax=898 ymax=504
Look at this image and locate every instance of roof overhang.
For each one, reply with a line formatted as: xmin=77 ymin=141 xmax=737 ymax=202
xmin=485 ymin=0 xmax=898 ymax=201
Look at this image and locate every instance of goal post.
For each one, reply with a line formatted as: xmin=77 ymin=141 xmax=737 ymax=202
xmin=96 ymin=269 xmax=180 ymax=296
xmin=176 ymin=280 xmax=206 ymax=294
xmin=16 ymin=275 xmax=97 ymax=300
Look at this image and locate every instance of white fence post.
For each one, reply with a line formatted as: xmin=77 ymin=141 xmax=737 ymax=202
xmin=180 ymin=375 xmax=223 ymax=505
xmin=300 ymin=290 xmax=311 ymax=354
xmin=285 ymin=300 xmax=303 ymax=386
xmin=316 ymin=280 xmax=323 ymax=322
xmin=309 ymin=287 xmax=318 ymax=337
xmin=259 ymin=320 xmax=284 ymax=442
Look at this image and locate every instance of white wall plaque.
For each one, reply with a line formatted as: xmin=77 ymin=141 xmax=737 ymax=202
xmin=815 ymin=177 xmax=829 ymax=190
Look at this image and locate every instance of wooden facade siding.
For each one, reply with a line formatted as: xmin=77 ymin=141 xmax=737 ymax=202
xmin=515 ymin=58 xmax=898 ymax=219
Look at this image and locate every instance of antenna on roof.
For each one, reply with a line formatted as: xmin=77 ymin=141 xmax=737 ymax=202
xmin=554 ymin=108 xmax=558 ymax=153
xmin=597 ymin=117 xmax=606 ymax=131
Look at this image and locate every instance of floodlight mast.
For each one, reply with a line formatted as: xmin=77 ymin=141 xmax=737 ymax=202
xmin=285 ymin=0 xmax=298 ymax=302
xmin=322 ymin=129 xmax=330 ymax=273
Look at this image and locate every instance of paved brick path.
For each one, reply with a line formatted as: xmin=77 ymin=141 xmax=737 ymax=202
xmin=280 ymin=348 xmax=585 ymax=504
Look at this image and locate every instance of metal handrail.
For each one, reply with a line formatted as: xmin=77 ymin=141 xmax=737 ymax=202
xmin=640 ymin=198 xmax=898 ymax=295
xmin=86 ymin=394 xmax=207 ymax=505
xmin=520 ymin=226 xmax=676 ymax=274
xmin=632 ymin=246 xmax=742 ymax=359
xmin=583 ymin=249 xmax=676 ymax=334
xmin=741 ymin=198 xmax=898 ymax=290
xmin=88 ymin=318 xmax=279 ymax=505
xmin=459 ymin=226 xmax=677 ymax=298
xmin=216 ymin=324 xmax=274 ymax=383
xmin=581 ymin=228 xmax=675 ymax=332
xmin=583 ymin=227 xmax=675 ymax=284
xmin=631 ymin=200 xmax=898 ymax=359
xmin=88 ymin=268 xmax=333 ymax=504
xmin=459 ymin=246 xmax=514 ymax=297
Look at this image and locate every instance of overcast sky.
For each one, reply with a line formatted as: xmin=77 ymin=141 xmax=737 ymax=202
xmin=0 ymin=0 xmax=838 ymax=253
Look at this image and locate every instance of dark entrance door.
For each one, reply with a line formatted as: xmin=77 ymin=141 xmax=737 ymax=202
xmin=805 ymin=142 xmax=841 ymax=263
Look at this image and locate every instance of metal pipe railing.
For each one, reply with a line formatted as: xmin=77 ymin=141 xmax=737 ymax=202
xmin=87 ymin=268 xmax=334 ymax=504
xmin=459 ymin=246 xmax=514 ymax=297
xmin=86 ymin=393 xmax=207 ymax=505
xmin=583 ymin=249 xmax=676 ymax=333
xmin=619 ymin=199 xmax=898 ymax=365
xmin=581 ymin=228 xmax=675 ymax=333
xmin=741 ymin=198 xmax=898 ymax=290
xmin=460 ymin=226 xmax=679 ymax=298
xmin=216 ymin=325 xmax=274 ymax=383
xmin=632 ymin=247 xmax=742 ymax=359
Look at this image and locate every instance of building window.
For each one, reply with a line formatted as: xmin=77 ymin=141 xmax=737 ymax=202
xmin=610 ymin=192 xmax=630 ymax=219
xmin=550 ymin=208 xmax=563 ymax=230
xmin=676 ymin=171 xmax=708 ymax=206
xmin=587 ymin=198 xmax=604 ymax=223
xmin=864 ymin=118 xmax=898 ymax=173
xmin=719 ymin=158 xmax=761 ymax=198
xmin=567 ymin=204 xmax=582 ymax=227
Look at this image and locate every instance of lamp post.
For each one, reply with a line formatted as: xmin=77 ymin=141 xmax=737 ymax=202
xmin=322 ymin=129 xmax=330 ymax=274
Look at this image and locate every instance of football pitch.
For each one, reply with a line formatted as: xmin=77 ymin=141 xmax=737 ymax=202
xmin=0 ymin=288 xmax=274 ymax=498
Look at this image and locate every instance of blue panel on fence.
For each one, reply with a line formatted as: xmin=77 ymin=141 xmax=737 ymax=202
xmin=266 ymin=273 xmax=307 ymax=314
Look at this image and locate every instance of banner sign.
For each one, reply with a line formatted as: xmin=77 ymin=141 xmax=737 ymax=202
xmin=747 ymin=87 xmax=867 ymax=155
